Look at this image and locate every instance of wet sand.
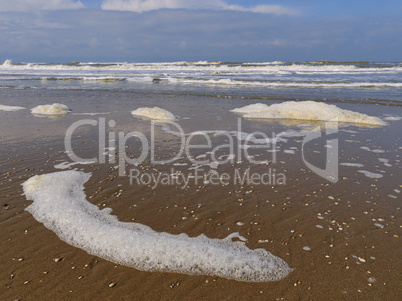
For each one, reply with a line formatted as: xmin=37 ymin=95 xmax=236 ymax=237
xmin=0 ymin=89 xmax=401 ymax=300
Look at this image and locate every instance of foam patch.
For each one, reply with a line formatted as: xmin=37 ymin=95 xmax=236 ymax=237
xmin=0 ymin=104 xmax=25 ymax=111
xmin=22 ymin=170 xmax=292 ymax=282
xmin=231 ymin=101 xmax=386 ymax=126
xmin=31 ymin=103 xmax=70 ymax=115
xmin=131 ymin=107 xmax=176 ymax=122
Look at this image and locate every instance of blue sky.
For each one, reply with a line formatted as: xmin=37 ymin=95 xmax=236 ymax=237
xmin=0 ymin=0 xmax=401 ymax=62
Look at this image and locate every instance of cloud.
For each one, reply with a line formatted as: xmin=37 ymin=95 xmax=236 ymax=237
xmin=224 ymin=4 xmax=298 ymax=15
xmin=101 ymin=0 xmax=298 ymax=15
xmin=0 ymin=0 xmax=84 ymax=12
xmin=1 ymin=10 xmax=401 ymax=62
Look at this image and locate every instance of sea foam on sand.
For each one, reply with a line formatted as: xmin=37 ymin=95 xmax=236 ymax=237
xmin=31 ymin=103 xmax=70 ymax=115
xmin=22 ymin=170 xmax=292 ymax=282
xmin=131 ymin=107 xmax=176 ymax=122
xmin=0 ymin=104 xmax=25 ymax=111
xmin=231 ymin=101 xmax=386 ymax=126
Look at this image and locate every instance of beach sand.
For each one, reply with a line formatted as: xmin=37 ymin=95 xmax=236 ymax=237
xmin=0 ymin=89 xmax=401 ymax=300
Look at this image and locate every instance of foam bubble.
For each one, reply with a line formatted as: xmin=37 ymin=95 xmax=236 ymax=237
xmin=131 ymin=107 xmax=176 ymax=122
xmin=358 ymin=170 xmax=383 ymax=179
xmin=231 ymin=101 xmax=386 ymax=126
xmin=340 ymin=162 xmax=364 ymax=167
xmin=284 ymin=150 xmax=295 ymax=154
xmin=22 ymin=170 xmax=292 ymax=282
xmin=360 ymin=146 xmax=385 ymax=154
xmin=0 ymin=104 xmax=25 ymax=111
xmin=54 ymin=161 xmax=96 ymax=170
xmin=383 ymin=116 xmax=402 ymax=121
xmin=31 ymin=103 xmax=70 ymax=115
xmin=378 ymin=158 xmax=392 ymax=167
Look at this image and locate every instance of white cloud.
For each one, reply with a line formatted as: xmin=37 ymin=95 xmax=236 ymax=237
xmin=101 ymin=0 xmax=220 ymax=12
xmin=225 ymin=4 xmax=298 ymax=15
xmin=0 ymin=0 xmax=84 ymax=12
xmin=101 ymin=0 xmax=298 ymax=15
xmin=1 ymin=9 xmax=401 ymax=62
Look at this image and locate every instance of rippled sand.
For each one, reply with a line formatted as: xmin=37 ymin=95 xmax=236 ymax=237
xmin=0 ymin=88 xmax=401 ymax=300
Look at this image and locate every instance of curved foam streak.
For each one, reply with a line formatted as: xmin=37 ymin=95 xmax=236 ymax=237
xmin=22 ymin=170 xmax=292 ymax=282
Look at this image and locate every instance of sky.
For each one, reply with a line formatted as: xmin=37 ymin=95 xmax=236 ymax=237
xmin=0 ymin=0 xmax=401 ymax=62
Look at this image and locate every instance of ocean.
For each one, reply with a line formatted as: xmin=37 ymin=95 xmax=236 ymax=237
xmin=1 ymin=60 xmax=402 ymax=105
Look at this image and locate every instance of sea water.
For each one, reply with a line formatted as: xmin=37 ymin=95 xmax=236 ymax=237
xmin=1 ymin=60 xmax=402 ymax=105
